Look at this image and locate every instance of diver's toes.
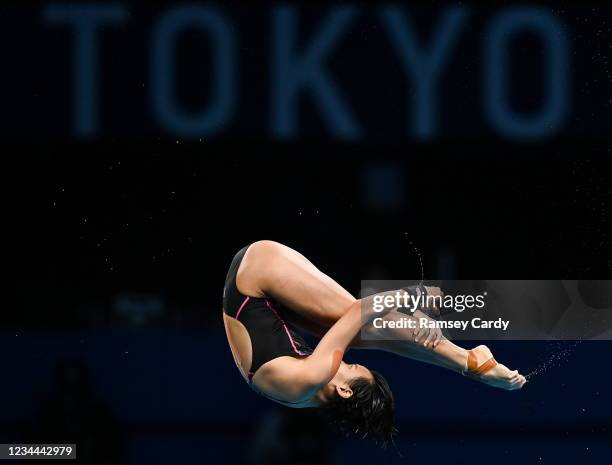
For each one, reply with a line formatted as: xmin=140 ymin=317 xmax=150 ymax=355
xmin=514 ymin=377 xmax=526 ymax=389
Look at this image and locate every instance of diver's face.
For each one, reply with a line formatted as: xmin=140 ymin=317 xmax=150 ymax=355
xmin=337 ymin=361 xmax=374 ymax=384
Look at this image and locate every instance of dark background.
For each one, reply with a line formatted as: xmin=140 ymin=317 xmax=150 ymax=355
xmin=2 ymin=1 xmax=612 ymax=464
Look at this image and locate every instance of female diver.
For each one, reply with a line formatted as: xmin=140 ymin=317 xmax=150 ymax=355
xmin=223 ymin=241 xmax=526 ymax=444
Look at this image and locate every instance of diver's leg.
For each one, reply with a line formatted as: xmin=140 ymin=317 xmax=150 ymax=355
xmin=236 ymin=240 xmax=357 ymax=327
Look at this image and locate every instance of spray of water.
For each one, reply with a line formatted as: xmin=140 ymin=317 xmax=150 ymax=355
xmin=403 ymin=233 xmax=425 ymax=284
xmin=524 ymin=340 xmax=582 ymax=380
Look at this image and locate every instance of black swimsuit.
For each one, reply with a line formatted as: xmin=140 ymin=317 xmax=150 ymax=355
xmin=223 ymin=245 xmax=313 ymax=400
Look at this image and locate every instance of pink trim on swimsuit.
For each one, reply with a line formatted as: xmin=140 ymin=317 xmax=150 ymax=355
xmin=265 ymin=299 xmax=309 ymax=356
xmin=235 ymin=296 xmax=250 ymax=320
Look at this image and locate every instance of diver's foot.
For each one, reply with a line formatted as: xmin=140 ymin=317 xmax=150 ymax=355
xmin=464 ymin=345 xmax=526 ymax=390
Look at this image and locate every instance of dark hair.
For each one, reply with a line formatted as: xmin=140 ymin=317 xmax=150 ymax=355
xmin=321 ymin=370 xmax=396 ymax=446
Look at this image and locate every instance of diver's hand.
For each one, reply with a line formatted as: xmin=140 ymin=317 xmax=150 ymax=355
xmin=412 ymin=309 xmax=444 ymax=348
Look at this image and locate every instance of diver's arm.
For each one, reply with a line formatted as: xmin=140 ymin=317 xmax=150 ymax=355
xmin=298 ymin=293 xmax=402 ymax=387
xmin=299 ymin=300 xmax=365 ymax=386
